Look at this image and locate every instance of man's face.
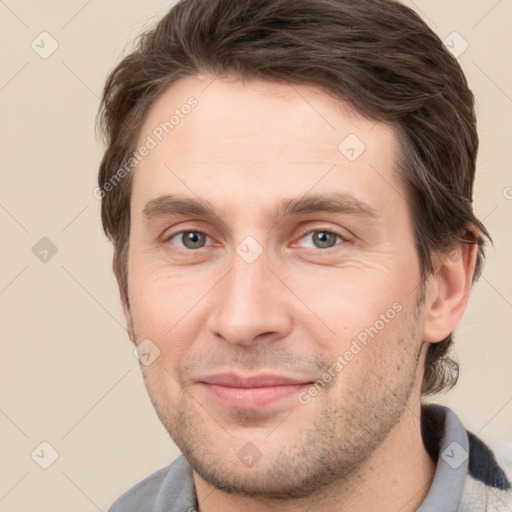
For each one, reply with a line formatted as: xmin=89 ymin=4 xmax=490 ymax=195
xmin=124 ymin=75 xmax=428 ymax=497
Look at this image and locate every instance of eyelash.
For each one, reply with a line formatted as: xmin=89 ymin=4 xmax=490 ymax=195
xmin=164 ymin=227 xmax=347 ymax=252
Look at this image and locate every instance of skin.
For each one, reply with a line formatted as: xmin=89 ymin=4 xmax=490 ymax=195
xmin=115 ymin=75 xmax=477 ymax=511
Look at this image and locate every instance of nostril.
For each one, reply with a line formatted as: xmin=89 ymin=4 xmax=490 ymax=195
xmin=256 ymin=331 xmax=275 ymax=340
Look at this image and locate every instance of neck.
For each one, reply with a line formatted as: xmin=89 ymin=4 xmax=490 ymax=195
xmin=194 ymin=398 xmax=436 ymax=512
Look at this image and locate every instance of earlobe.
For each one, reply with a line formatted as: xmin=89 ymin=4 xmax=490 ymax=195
xmin=422 ymin=241 xmax=478 ymax=343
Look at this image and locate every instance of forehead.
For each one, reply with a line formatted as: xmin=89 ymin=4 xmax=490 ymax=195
xmin=138 ymin=74 xmax=396 ymax=156
xmin=132 ymin=75 xmax=404 ymax=218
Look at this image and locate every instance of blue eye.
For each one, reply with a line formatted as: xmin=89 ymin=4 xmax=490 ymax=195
xmin=299 ymin=230 xmax=344 ymax=249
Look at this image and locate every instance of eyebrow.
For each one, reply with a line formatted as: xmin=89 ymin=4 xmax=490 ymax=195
xmin=142 ymin=192 xmax=378 ymax=224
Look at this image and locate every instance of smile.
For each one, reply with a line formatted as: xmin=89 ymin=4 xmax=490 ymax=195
xmin=196 ymin=373 xmax=313 ymax=408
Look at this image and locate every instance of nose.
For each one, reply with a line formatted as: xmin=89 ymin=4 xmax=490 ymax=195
xmin=206 ymin=251 xmax=293 ymax=347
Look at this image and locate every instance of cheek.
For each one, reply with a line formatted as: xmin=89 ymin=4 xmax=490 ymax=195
xmin=326 ymin=303 xmax=420 ymax=401
xmin=289 ymin=264 xmax=409 ymax=334
xmin=127 ymin=274 xmax=187 ymax=365
xmin=127 ymin=254 xmax=213 ymax=330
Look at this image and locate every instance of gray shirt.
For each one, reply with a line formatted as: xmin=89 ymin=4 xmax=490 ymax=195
xmin=109 ymin=404 xmax=511 ymax=511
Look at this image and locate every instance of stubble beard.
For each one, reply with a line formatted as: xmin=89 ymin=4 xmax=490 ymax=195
xmin=135 ymin=302 xmax=425 ymax=499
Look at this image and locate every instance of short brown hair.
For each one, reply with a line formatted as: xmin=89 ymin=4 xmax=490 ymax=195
xmin=97 ymin=0 xmax=491 ymax=396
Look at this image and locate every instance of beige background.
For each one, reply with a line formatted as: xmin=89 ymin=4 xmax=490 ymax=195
xmin=0 ymin=1 xmax=511 ymax=510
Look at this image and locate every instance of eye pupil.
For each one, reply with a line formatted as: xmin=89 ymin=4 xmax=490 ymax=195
xmin=183 ymin=232 xmax=206 ymax=249
xmin=313 ymin=231 xmax=337 ymax=248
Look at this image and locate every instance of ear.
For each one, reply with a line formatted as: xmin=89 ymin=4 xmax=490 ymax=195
xmin=422 ymin=238 xmax=478 ymax=343
xmin=112 ymin=253 xmax=135 ymax=343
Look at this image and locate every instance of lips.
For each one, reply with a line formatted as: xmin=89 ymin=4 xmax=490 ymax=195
xmin=196 ymin=373 xmax=313 ymax=409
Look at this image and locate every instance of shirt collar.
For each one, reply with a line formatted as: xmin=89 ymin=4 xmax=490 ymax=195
xmin=150 ymin=404 xmax=468 ymax=511
xmin=417 ymin=404 xmax=468 ymax=511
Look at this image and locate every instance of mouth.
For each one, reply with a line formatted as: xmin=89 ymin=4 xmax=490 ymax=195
xmin=195 ymin=373 xmax=313 ymax=409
